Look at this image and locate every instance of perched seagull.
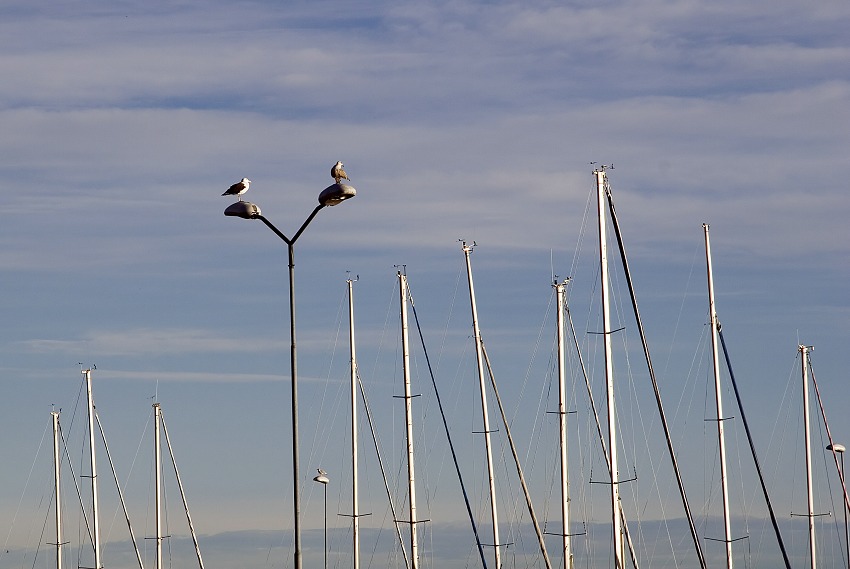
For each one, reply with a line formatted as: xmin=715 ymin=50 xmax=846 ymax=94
xmin=222 ymin=178 xmax=251 ymax=200
xmin=331 ymin=161 xmax=349 ymax=184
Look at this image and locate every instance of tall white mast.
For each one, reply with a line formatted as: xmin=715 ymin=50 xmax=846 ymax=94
xmin=595 ymin=168 xmax=624 ymax=568
xmin=83 ymin=368 xmax=102 ymax=569
xmin=801 ymin=344 xmax=817 ymax=569
xmin=154 ymin=403 xmax=163 ymax=569
xmin=399 ymin=271 xmax=419 ymax=569
xmin=461 ymin=242 xmax=502 ymax=569
xmin=554 ymin=279 xmax=573 ymax=568
xmin=348 ymin=277 xmax=361 ymax=569
xmin=52 ymin=411 xmax=63 ymax=569
xmin=704 ymin=224 xmax=734 ymax=569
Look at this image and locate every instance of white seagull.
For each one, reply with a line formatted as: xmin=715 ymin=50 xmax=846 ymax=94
xmin=331 ymin=161 xmax=349 ymax=184
xmin=222 ymin=178 xmax=251 ymax=200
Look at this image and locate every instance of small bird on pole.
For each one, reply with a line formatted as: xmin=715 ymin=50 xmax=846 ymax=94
xmin=222 ymin=178 xmax=251 ymax=200
xmin=331 ymin=161 xmax=349 ymax=184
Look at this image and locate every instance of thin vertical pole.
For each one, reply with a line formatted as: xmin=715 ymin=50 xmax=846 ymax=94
xmin=462 ymin=242 xmax=501 ymax=569
xmin=596 ymin=168 xmax=623 ymax=568
xmin=288 ymin=242 xmax=303 ymax=569
xmin=399 ymin=272 xmax=419 ymax=569
xmin=83 ymin=369 xmax=102 ymax=569
xmin=154 ymin=403 xmax=163 ymax=569
xmin=554 ymin=281 xmax=573 ymax=569
xmin=841 ymin=452 xmax=849 ymax=569
xmin=52 ymin=411 xmax=63 ymax=569
xmin=323 ymin=483 xmax=328 ymax=569
xmin=256 ymin=206 xmax=326 ymax=569
xmin=801 ymin=345 xmax=817 ymax=569
xmin=348 ymin=278 xmax=360 ymax=569
xmin=704 ymin=224 xmax=734 ymax=569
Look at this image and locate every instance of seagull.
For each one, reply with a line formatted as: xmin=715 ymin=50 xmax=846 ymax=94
xmin=331 ymin=161 xmax=349 ymax=184
xmin=222 ymin=178 xmax=251 ymax=200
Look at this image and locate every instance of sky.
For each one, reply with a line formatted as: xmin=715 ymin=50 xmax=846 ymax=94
xmin=1 ymin=1 xmax=849 ymax=568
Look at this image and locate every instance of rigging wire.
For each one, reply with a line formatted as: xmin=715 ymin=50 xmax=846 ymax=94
xmin=599 ymin=189 xmax=677 ymax=568
xmin=159 ymin=407 xmax=205 ymax=569
xmin=481 ymin=343 xmax=553 ymax=569
xmin=564 ymin=298 xmax=596 ymax=568
xmin=358 ymin=366 xmax=410 ymax=569
xmin=558 ymin=182 xmax=651 ymax=568
xmin=29 ymin=489 xmax=51 ymax=569
xmin=59 ymin=419 xmax=94 ymax=554
xmin=2 ymin=420 xmax=51 ymax=560
xmin=406 ymin=278 xmax=490 ymax=569
xmin=568 ymin=180 xmax=594 ymax=281
xmin=717 ymin=329 xmax=792 ymax=568
xmin=305 ymin=283 xmax=348 ymax=487
xmin=809 ymin=359 xmax=850 ymax=519
xmin=729 ymin=354 xmax=752 ymax=568
xmin=809 ymin=357 xmax=850 ymax=563
xmin=310 ymin=279 xmax=413 ymax=568
xmin=605 ymin=184 xmax=707 ymax=569
xmin=4 ymin=378 xmax=89 ymax=569
xmin=667 ymin=241 xmax=706 ymax=440
xmin=94 ymin=411 xmax=145 ymax=569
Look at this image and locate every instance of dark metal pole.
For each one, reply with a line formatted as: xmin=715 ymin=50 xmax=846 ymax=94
xmin=289 ymin=240 xmax=302 ymax=569
xmin=841 ymin=451 xmax=849 ymax=569
xmin=323 ymin=481 xmax=328 ymax=569
xmin=228 ymin=189 xmax=354 ymax=569
xmin=257 ymin=206 xmax=324 ymax=569
xmin=830 ymin=447 xmax=850 ymax=569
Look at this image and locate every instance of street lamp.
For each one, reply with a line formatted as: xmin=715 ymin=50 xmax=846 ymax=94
xmin=313 ymin=469 xmax=330 ymax=569
xmin=225 ymin=180 xmax=355 ymax=569
xmin=827 ymin=443 xmax=849 ymax=569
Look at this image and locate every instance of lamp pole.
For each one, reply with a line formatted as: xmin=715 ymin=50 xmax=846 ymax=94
xmin=225 ymin=181 xmax=355 ymax=569
xmin=313 ymin=469 xmax=330 ymax=569
xmin=828 ymin=443 xmax=849 ymax=569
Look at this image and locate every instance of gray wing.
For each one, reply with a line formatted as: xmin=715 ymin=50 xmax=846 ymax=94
xmin=223 ymin=181 xmax=245 ymax=195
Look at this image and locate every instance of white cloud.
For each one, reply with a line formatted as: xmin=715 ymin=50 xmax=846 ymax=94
xmin=11 ymin=328 xmax=282 ymax=356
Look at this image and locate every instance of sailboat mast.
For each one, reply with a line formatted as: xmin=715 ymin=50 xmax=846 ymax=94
xmin=704 ymin=224 xmax=734 ymax=569
xmin=52 ymin=411 xmax=63 ymax=569
xmin=596 ymin=168 xmax=624 ymax=568
xmin=154 ymin=403 xmax=163 ymax=569
xmin=83 ymin=368 xmax=102 ymax=569
xmin=554 ymin=280 xmax=573 ymax=568
xmin=399 ymin=271 xmax=420 ymax=569
xmin=801 ymin=344 xmax=817 ymax=569
xmin=461 ymin=242 xmax=502 ymax=569
xmin=348 ymin=277 xmax=361 ymax=569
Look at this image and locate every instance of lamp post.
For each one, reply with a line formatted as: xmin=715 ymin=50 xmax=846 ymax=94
xmin=224 ymin=181 xmax=355 ymax=569
xmin=313 ymin=469 xmax=330 ymax=569
xmin=828 ymin=443 xmax=849 ymax=569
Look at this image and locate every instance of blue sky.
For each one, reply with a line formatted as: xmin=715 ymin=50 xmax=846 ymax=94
xmin=1 ymin=1 xmax=849 ymax=568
